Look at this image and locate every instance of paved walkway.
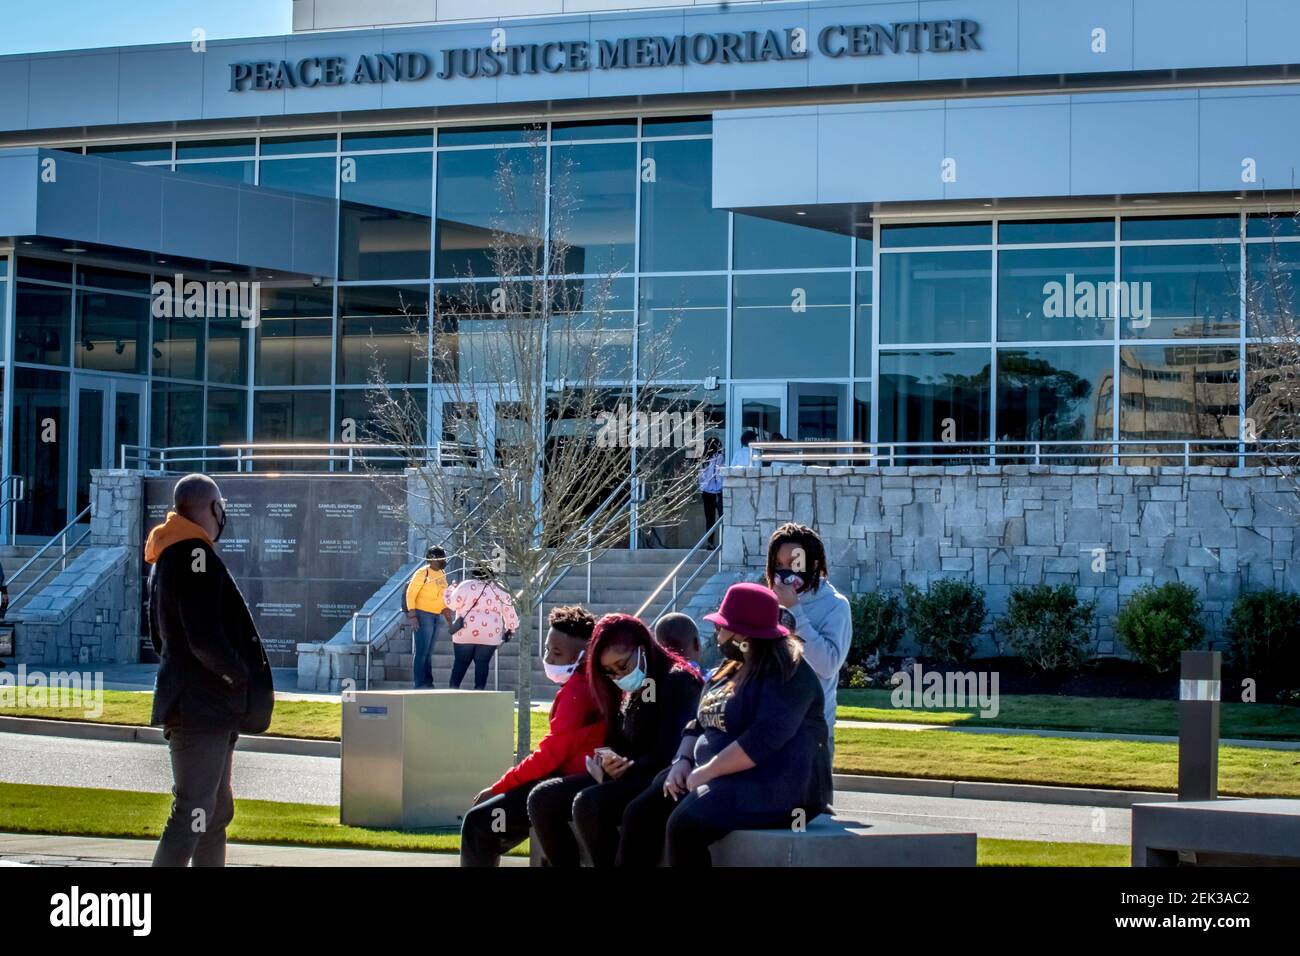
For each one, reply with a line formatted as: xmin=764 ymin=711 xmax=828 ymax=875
xmin=0 ymin=832 xmax=526 ymax=867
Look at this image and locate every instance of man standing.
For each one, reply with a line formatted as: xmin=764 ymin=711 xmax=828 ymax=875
xmin=402 ymin=546 xmax=451 ymax=688
xmin=145 ymin=473 xmax=273 ymax=867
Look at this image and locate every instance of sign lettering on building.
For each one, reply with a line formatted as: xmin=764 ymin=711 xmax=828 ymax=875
xmin=228 ymin=19 xmax=981 ymax=92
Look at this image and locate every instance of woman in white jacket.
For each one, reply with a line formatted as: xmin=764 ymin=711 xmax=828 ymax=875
xmin=444 ymin=563 xmax=520 ymax=690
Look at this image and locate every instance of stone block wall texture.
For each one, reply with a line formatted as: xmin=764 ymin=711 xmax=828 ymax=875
xmin=10 ymin=470 xmax=143 ymax=666
xmin=13 ymin=547 xmax=131 ymax=665
xmin=720 ymin=464 xmax=1300 ymax=658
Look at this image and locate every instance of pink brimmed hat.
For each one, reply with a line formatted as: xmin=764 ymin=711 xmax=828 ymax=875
xmin=703 ymin=582 xmax=789 ymax=640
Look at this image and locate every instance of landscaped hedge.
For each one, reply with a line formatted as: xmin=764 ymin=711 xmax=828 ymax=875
xmin=997 ymin=584 xmax=1097 ymax=672
xmin=903 ymin=579 xmax=987 ymax=664
xmin=1115 ymin=581 xmax=1205 ymax=673
xmin=1225 ymin=589 xmax=1300 ymax=693
xmin=847 ymin=591 xmax=906 ymax=666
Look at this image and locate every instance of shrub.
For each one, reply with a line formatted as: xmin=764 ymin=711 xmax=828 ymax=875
xmin=848 ymin=591 xmax=906 ymax=666
xmin=1225 ymin=589 xmax=1300 ymax=690
xmin=1115 ymin=582 xmax=1205 ymax=672
xmin=997 ymin=584 xmax=1096 ymax=672
xmin=839 ymin=664 xmax=872 ymax=689
xmin=903 ymin=579 xmax=987 ymax=664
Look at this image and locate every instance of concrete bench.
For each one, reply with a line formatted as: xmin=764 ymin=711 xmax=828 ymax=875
xmin=529 ymin=814 xmax=976 ymax=867
xmin=1131 ymin=798 xmax=1300 ymax=866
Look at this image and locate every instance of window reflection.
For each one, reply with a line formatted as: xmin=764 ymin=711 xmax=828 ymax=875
xmin=880 ymin=250 xmax=992 ymax=344
xmin=639 ymin=275 xmax=726 ymax=380
xmin=639 ymin=139 xmax=727 ymax=273
xmin=256 ymin=286 xmax=334 ymax=386
xmin=998 ymin=247 xmax=1113 ymax=342
xmin=1118 ymin=345 xmax=1240 ymax=458
xmin=996 ymin=347 xmax=1112 ymax=444
xmin=1119 ymin=245 xmax=1240 ymax=339
xmin=878 ymin=349 xmax=991 ymax=450
xmin=436 ymin=147 xmax=545 ymax=279
xmin=339 ymin=152 xmax=433 ymax=280
xmin=732 ymin=273 xmax=851 ymax=378
xmin=338 ymin=285 xmax=429 ymax=386
xmin=550 ymin=142 xmax=636 ymax=276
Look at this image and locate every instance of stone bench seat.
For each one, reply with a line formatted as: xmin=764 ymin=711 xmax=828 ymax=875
xmin=1132 ymin=798 xmax=1300 ymax=866
xmin=529 ymin=813 xmax=976 ymax=867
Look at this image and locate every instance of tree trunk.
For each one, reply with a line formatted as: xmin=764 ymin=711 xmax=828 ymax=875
xmin=515 ymin=611 xmax=533 ymax=763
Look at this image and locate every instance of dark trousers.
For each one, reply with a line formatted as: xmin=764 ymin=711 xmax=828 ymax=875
xmin=461 ymin=776 xmax=547 ymax=867
xmin=412 ymin=610 xmax=444 ymax=689
xmin=618 ymin=766 xmax=809 ymax=867
xmin=701 ymin=491 xmax=723 ymax=547
xmin=153 ymin=726 xmax=238 ymax=867
xmin=450 ymin=642 xmax=497 ymax=690
xmin=571 ymin=770 xmax=660 ymax=867
xmin=525 ymin=772 xmax=599 ymax=867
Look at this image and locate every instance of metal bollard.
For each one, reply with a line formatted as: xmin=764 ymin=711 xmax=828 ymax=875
xmin=1177 ymin=650 xmax=1221 ymax=801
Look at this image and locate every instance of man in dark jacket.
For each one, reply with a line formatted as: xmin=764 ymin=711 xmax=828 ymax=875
xmin=145 ymin=473 xmax=273 ymax=867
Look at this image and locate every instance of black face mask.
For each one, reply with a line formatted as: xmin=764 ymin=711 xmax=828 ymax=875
xmin=718 ymin=638 xmax=746 ymax=662
xmin=775 ymin=569 xmax=807 ymax=592
xmin=211 ymin=501 xmax=227 ymax=543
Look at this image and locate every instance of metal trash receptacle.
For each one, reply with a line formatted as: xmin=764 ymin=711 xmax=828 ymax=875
xmin=341 ymin=689 xmax=514 ymax=829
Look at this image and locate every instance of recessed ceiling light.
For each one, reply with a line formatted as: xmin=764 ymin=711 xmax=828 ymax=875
xmin=211 ymin=267 xmax=232 ymax=274
xmin=63 ymin=246 xmax=86 ymax=253
xmin=20 ymin=240 xmax=33 ymax=245
xmin=982 ymin=202 xmax=993 ymax=208
xmin=157 ymin=258 xmax=167 ymax=264
xmin=1132 ymin=198 xmax=1160 ymax=206
xmin=795 ymin=210 xmax=807 ymax=216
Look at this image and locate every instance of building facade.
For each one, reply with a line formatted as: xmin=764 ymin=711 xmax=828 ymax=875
xmin=1 ymin=0 xmax=1298 ymax=543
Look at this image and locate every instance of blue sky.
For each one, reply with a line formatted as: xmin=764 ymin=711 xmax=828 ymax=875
xmin=0 ymin=0 xmax=292 ymax=55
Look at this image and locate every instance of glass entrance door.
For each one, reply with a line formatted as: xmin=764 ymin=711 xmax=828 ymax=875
xmin=70 ymin=377 xmax=144 ymax=523
xmin=732 ymin=384 xmax=785 ymax=463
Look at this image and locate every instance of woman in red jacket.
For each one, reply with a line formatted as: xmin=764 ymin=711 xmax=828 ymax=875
xmin=460 ymin=605 xmax=605 ymax=867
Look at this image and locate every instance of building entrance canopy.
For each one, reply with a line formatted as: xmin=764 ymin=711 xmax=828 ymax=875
xmin=0 ymin=148 xmax=336 ymax=279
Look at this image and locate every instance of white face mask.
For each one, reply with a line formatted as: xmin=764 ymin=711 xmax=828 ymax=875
xmin=543 ymin=649 xmax=583 ymax=685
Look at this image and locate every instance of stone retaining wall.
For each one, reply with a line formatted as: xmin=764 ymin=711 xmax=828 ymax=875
xmin=720 ymin=464 xmax=1300 ymax=656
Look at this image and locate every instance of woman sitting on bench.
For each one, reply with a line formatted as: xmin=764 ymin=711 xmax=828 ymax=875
xmin=616 ymin=582 xmax=833 ymax=867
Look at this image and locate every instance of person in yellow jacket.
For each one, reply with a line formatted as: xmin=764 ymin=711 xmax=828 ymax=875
xmin=402 ymin=546 xmax=451 ymax=688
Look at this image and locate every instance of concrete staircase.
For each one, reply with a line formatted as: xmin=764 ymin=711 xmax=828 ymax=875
xmin=367 ymin=547 xmax=717 ymax=697
xmin=0 ymin=545 xmax=89 ymax=616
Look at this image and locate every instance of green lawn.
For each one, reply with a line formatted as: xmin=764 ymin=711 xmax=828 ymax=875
xmin=0 ymin=781 xmax=1124 ymax=866
xmin=833 ymin=726 xmax=1300 ymax=796
xmin=10 ymin=688 xmax=1299 ymax=744
xmin=836 ymin=688 xmax=1300 ymax=741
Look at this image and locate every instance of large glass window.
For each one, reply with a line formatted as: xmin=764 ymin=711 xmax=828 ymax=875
xmin=14 ymin=282 xmax=71 ymax=366
xmin=733 ymin=216 xmax=850 ymax=270
xmin=548 ymin=277 xmax=634 ymax=382
xmin=880 ymin=250 xmax=991 ymax=344
xmin=996 ymin=346 xmax=1113 ymax=443
xmin=639 ymin=138 xmax=727 ymax=273
xmin=1245 ymin=344 xmax=1298 ymax=443
xmin=998 ymin=247 xmax=1114 ymax=342
xmin=878 ymin=349 xmax=991 ymax=446
xmin=732 ymin=273 xmax=851 ymax=378
xmin=254 ymin=390 xmax=331 ymax=442
xmin=208 ymin=318 xmax=249 ymax=385
xmin=1245 ymin=241 xmax=1300 ymax=335
xmin=550 ymin=142 xmax=636 ymax=276
xmin=1119 ymin=245 xmax=1240 ymax=339
xmin=855 ymin=271 xmax=873 ymax=376
xmin=150 ymin=382 xmax=204 ymax=449
xmin=436 ymin=147 xmax=545 ymax=279
xmin=77 ymin=290 xmax=148 ymax=374
xmin=256 ymin=286 xmax=333 ymax=386
xmin=336 ymin=387 xmax=427 ymax=458
xmin=639 ymin=274 xmax=727 ymax=380
xmin=152 ymin=311 xmax=204 ymax=381
xmin=206 ymin=388 xmax=248 ymax=447
xmin=259 ymin=157 xmax=336 ymax=199
xmin=1118 ymin=344 xmax=1240 ymax=441
xmin=339 ymin=152 xmax=433 ymax=280
xmin=338 ymin=285 xmax=428 ymax=386
xmin=11 ymin=368 xmax=70 ymax=535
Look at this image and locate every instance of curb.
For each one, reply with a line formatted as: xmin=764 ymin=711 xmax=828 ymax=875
xmin=0 ymin=715 xmax=340 ymax=758
xmin=832 ymin=772 xmax=1174 ymax=809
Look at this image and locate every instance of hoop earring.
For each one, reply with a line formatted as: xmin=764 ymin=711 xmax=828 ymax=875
xmin=735 ymin=639 xmax=750 ymax=655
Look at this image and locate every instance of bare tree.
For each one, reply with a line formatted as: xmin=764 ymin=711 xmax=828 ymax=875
xmin=358 ymin=130 xmax=712 ymax=757
xmin=1242 ymin=206 xmax=1300 ymax=507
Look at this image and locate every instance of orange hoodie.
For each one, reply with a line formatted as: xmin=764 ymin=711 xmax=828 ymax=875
xmin=144 ymin=512 xmax=213 ymax=565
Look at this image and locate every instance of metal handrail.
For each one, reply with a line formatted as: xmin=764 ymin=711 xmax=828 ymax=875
xmin=748 ymin=438 xmax=1300 ymax=467
xmin=0 ymin=476 xmax=25 ymax=547
xmin=7 ymin=505 xmax=93 ymax=607
xmin=634 ymin=515 xmax=724 ymax=625
xmin=122 ymin=441 xmax=483 ymax=473
xmin=352 ymin=481 xmax=506 ymax=689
